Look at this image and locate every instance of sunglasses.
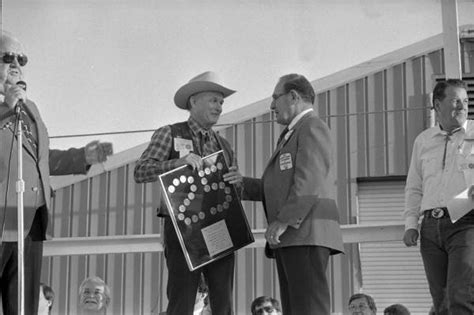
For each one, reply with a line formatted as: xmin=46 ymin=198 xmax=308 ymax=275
xmin=254 ymin=306 xmax=276 ymax=314
xmin=2 ymin=52 xmax=28 ymax=67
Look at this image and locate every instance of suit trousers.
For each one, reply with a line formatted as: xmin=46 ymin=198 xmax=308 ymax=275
xmin=420 ymin=210 xmax=474 ymax=315
xmin=163 ymin=218 xmax=234 ymax=315
xmin=0 ymin=236 xmax=43 ymax=315
xmin=275 ymin=245 xmax=331 ymax=315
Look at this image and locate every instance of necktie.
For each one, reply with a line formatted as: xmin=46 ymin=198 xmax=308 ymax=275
xmin=201 ymin=131 xmax=213 ymax=156
xmin=441 ymin=127 xmax=461 ymax=170
xmin=277 ymin=127 xmax=289 ymax=146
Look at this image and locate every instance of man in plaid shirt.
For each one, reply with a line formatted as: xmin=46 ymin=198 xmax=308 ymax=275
xmin=134 ymin=71 xmax=242 ymax=315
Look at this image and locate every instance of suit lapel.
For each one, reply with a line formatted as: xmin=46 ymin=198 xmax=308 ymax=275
xmin=21 ymin=133 xmax=38 ymax=161
xmin=265 ymin=112 xmax=312 ymax=170
xmin=21 ymin=102 xmax=41 ymax=161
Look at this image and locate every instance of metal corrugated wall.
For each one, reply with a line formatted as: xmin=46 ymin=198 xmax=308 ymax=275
xmin=42 ymin=49 xmax=445 ymax=314
xmin=357 ymin=181 xmax=432 ymax=314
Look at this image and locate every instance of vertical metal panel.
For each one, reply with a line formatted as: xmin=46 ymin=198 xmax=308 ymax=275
xmin=348 ymin=79 xmax=368 ymax=178
xmin=406 ymin=58 xmax=427 ymax=157
xmin=386 ymin=66 xmax=408 ymax=174
xmin=367 ymin=71 xmax=387 ymax=175
xmin=332 ymin=86 xmax=350 ymax=224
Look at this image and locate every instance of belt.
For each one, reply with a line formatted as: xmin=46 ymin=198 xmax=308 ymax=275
xmin=424 ymin=207 xmax=449 ymax=219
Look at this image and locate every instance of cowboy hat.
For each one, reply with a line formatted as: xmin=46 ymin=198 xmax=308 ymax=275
xmin=174 ymin=71 xmax=236 ymax=109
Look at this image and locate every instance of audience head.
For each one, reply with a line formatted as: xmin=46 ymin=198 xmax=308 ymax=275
xmin=251 ymin=296 xmax=282 ymax=315
xmin=79 ymin=276 xmax=111 ymax=312
xmin=38 ymin=283 xmax=54 ymax=315
xmin=384 ymin=303 xmax=410 ymax=315
xmin=348 ymin=293 xmax=377 ymax=315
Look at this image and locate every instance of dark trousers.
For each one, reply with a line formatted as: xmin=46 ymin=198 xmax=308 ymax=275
xmin=275 ymin=245 xmax=331 ymax=315
xmin=0 ymin=235 xmax=43 ymax=315
xmin=163 ymin=218 xmax=234 ymax=315
xmin=420 ymin=210 xmax=474 ymax=315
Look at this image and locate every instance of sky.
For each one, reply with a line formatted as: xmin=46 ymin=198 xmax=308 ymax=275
xmin=2 ymin=0 xmax=474 ymax=154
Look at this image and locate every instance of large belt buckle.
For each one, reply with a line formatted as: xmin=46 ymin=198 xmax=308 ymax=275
xmin=431 ymin=208 xmax=445 ymax=219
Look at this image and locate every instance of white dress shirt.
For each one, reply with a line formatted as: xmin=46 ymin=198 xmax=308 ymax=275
xmin=404 ymin=120 xmax=474 ymax=230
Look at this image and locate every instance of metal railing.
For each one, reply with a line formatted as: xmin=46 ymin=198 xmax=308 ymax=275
xmin=43 ymin=222 xmax=405 ymax=256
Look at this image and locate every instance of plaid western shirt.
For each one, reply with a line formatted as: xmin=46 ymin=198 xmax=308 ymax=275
xmin=134 ymin=116 xmax=235 ymax=183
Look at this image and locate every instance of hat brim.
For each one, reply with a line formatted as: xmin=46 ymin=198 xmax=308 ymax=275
xmin=174 ymin=81 xmax=236 ymax=109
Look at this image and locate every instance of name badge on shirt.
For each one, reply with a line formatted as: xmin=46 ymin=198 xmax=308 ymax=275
xmin=279 ymin=153 xmax=293 ymax=171
xmin=174 ymin=138 xmax=193 ymax=158
xmin=459 ymin=138 xmax=474 ymax=156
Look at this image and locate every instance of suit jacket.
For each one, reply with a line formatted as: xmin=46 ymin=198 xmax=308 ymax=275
xmin=243 ymin=111 xmax=344 ymax=254
xmin=0 ymin=99 xmax=89 ymax=242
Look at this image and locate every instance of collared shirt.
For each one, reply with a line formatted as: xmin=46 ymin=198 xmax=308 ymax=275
xmin=404 ymin=120 xmax=474 ymax=230
xmin=134 ymin=116 xmax=231 ymax=183
xmin=288 ymin=108 xmax=313 ymax=130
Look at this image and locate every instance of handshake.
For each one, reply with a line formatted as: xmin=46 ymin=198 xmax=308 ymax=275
xmin=84 ymin=140 xmax=114 ymax=165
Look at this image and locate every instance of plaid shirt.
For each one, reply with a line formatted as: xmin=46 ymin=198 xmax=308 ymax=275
xmin=134 ymin=117 xmax=235 ymax=183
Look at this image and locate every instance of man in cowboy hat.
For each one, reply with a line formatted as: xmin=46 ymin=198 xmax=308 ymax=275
xmin=134 ymin=71 xmax=242 ymax=315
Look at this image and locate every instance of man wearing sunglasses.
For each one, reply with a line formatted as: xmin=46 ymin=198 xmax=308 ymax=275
xmin=0 ymin=31 xmax=113 ymax=315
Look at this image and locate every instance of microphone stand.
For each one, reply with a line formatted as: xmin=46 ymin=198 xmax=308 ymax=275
xmin=14 ymin=104 xmax=25 ymax=315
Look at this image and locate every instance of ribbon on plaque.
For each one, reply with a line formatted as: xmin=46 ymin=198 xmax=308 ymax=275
xmin=159 ymin=150 xmax=254 ymax=271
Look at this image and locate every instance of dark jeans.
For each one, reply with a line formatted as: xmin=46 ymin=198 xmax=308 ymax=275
xmin=420 ymin=210 xmax=474 ymax=315
xmin=0 ymin=236 xmax=43 ymax=315
xmin=275 ymin=246 xmax=331 ymax=315
xmin=163 ymin=218 xmax=234 ymax=315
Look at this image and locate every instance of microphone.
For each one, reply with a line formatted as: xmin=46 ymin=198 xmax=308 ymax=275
xmin=14 ymin=80 xmax=27 ymax=114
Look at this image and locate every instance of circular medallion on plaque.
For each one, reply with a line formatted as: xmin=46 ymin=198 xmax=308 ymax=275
xmin=201 ymin=178 xmax=208 ymax=185
xmin=211 ymin=165 xmax=217 ymax=173
xmin=204 ymin=168 xmax=211 ymax=175
xmin=216 ymin=162 xmax=223 ymax=170
xmin=179 ymin=205 xmax=186 ymax=212
xmin=184 ymin=218 xmax=191 ymax=225
xmin=198 ymin=212 xmax=205 ymax=219
xmin=198 ymin=170 xmax=205 ymax=177
xmin=224 ymin=187 xmax=231 ymax=194
xmin=188 ymin=192 xmax=195 ymax=200
xmin=168 ymin=186 xmax=175 ymax=193
xmin=210 ymin=207 xmax=217 ymax=215
xmin=187 ymin=176 xmax=195 ymax=184
xmin=217 ymin=204 xmax=223 ymax=212
xmin=173 ymin=178 xmax=180 ymax=186
xmin=223 ymin=202 xmax=230 ymax=209
xmin=225 ymin=195 xmax=232 ymax=202
xmin=190 ymin=184 xmax=197 ymax=192
xmin=204 ymin=185 xmax=211 ymax=192
xmin=192 ymin=215 xmax=198 ymax=223
xmin=211 ymin=183 xmax=218 ymax=191
xmin=180 ymin=175 xmax=187 ymax=183
xmin=219 ymin=182 xmax=225 ymax=189
xmin=183 ymin=199 xmax=191 ymax=206
xmin=177 ymin=213 xmax=185 ymax=221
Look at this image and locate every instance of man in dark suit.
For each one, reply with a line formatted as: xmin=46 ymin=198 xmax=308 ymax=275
xmin=242 ymin=74 xmax=344 ymax=315
xmin=0 ymin=31 xmax=112 ymax=315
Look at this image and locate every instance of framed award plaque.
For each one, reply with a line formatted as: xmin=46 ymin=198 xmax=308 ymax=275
xmin=159 ymin=150 xmax=254 ymax=271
